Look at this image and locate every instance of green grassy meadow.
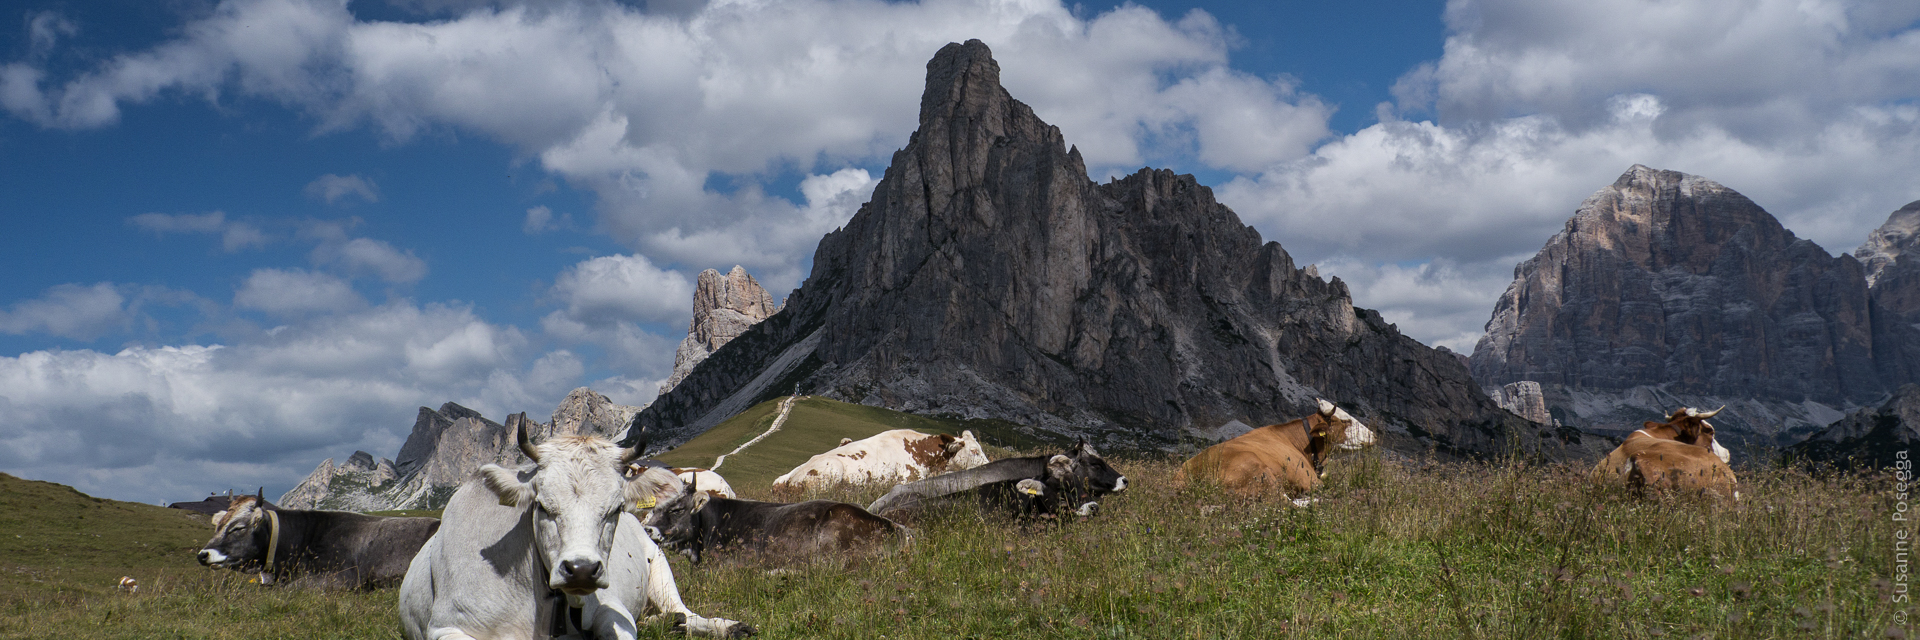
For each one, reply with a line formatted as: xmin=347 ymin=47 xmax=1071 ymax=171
xmin=0 ymin=424 xmax=1905 ymax=638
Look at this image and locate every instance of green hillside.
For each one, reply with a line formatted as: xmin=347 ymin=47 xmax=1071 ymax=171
xmin=652 ymin=396 xmax=1052 ymax=493
xmin=0 ymin=472 xmax=402 ymax=639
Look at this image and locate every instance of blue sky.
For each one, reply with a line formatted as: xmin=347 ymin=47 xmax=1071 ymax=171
xmin=2 ymin=0 xmax=1916 ymax=504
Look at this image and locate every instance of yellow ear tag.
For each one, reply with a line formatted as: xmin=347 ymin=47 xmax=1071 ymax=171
xmin=634 ymin=496 xmax=658 ymax=509
xmin=1019 ymin=485 xmax=1042 ymax=496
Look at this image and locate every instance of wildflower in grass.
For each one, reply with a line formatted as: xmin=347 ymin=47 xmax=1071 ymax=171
xmin=1730 ymin=581 xmax=1751 ymax=599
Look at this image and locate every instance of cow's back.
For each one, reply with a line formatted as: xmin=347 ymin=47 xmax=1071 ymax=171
xmin=349 ymin=515 xmax=439 ymax=588
xmin=774 ymin=429 xmax=984 ymax=489
xmin=1620 ymin=439 xmax=1739 ymax=500
xmin=1179 ymin=426 xmax=1318 ymax=496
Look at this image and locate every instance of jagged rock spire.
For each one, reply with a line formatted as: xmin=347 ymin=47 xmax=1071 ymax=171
xmin=659 ymin=266 xmax=779 ymax=395
xmin=632 ymin=39 xmax=1593 ymax=461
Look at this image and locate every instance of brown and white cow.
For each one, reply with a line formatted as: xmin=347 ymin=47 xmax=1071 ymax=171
xmin=1591 ymin=406 xmax=1739 ymax=500
xmin=771 ymin=429 xmax=989 ymax=490
xmin=1174 ymin=399 xmax=1376 ymax=502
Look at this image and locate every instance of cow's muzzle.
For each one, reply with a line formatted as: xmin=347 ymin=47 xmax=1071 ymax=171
xmin=554 ymin=559 xmax=606 ymax=594
xmin=1113 ymin=476 xmax=1127 ymax=492
xmin=196 ymin=549 xmax=227 ymax=567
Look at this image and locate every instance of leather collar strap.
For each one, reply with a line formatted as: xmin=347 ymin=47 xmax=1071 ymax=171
xmin=264 ymin=510 xmax=282 ymax=574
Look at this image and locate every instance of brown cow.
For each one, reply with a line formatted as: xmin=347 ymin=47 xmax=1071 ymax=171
xmin=1591 ymin=406 xmax=1739 ymax=500
xmin=1174 ymin=399 xmax=1376 ymax=502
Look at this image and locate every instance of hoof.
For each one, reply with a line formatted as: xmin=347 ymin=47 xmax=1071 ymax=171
xmin=727 ymin=622 xmax=759 ymax=638
xmin=666 ymin=612 xmax=687 ymax=633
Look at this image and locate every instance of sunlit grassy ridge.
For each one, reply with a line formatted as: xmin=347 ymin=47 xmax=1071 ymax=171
xmin=1 ymin=451 xmax=1902 ymax=639
xmin=653 ymin=396 xmax=1037 ymax=490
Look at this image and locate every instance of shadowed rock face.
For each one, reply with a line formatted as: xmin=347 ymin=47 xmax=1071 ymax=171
xmin=633 ymin=40 xmax=1604 ymax=462
xmin=1862 ymin=202 xmax=1920 ymax=390
xmin=1788 ymin=384 xmax=1920 ymax=471
xmin=1472 ymin=166 xmax=1885 ymax=405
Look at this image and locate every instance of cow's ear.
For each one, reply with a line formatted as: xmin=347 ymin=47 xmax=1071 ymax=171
xmin=940 ymin=434 xmax=963 ymax=456
xmin=480 ymin=464 xmax=534 ymax=507
xmin=624 ymin=465 xmax=681 ymax=510
xmin=839 ymin=437 xmax=854 ymax=447
xmin=1317 ymin=398 xmax=1337 ymax=416
xmin=1047 ymin=454 xmax=1077 ymax=479
xmin=691 ymin=491 xmax=712 ymax=512
xmin=211 ymin=510 xmax=231 ymax=529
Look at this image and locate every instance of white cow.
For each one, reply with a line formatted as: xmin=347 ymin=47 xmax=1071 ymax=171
xmin=673 ymin=468 xmax=737 ymax=499
xmin=772 ymin=429 xmax=989 ymax=490
xmin=399 ymin=414 xmax=753 ymax=639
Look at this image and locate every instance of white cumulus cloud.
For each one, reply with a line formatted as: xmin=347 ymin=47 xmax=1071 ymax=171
xmin=233 ymin=268 xmax=366 ymax=317
xmin=0 ymin=282 xmax=128 ymax=340
xmin=303 ymin=173 xmax=380 ymax=204
xmin=0 ymin=300 xmax=576 ymax=504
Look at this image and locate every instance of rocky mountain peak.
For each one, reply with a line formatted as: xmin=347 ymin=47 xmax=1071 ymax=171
xmin=659 ymin=266 xmax=780 ymax=395
xmin=1468 ymin=165 xmax=1917 ymax=454
xmin=547 ymin=387 xmax=644 ymax=439
xmin=1858 ymin=200 xmax=1920 ymax=287
xmin=632 ymin=40 xmax=1599 ymax=461
xmin=1472 ymin=165 xmax=1880 ymax=405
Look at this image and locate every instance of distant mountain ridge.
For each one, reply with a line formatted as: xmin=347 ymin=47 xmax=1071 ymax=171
xmin=280 ymin=388 xmax=641 ymax=510
xmin=631 ymin=40 xmax=1605 ymax=462
xmin=1469 ymin=166 xmax=1916 ymax=454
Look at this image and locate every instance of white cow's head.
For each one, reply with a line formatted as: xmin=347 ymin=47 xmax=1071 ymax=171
xmin=1316 ymin=399 xmax=1376 ymax=452
xmin=950 ymin=431 xmax=990 ymax=469
xmin=1305 ymin=399 xmax=1376 ymax=479
xmin=479 ymin=413 xmax=678 ymax=596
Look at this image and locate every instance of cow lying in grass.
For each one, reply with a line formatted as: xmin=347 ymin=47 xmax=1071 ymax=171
xmin=771 ymin=429 xmax=990 ymax=491
xmin=865 ymin=440 xmax=1126 ymax=521
xmin=197 ymin=490 xmax=439 ymax=590
xmin=1174 ymin=399 xmax=1376 ymax=503
xmin=643 ymin=478 xmax=907 ymax=564
xmin=399 ymin=413 xmax=755 ymax=639
xmin=1591 ymin=406 xmax=1740 ymax=500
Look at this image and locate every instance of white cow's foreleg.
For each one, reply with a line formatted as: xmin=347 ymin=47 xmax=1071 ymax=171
xmin=638 ymin=536 xmax=754 ymax=638
xmin=577 ymin=596 xmax=640 ymax=640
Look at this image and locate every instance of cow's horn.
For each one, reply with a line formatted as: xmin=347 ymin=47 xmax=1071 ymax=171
xmin=516 ymin=414 xmax=541 ymax=463
xmin=1317 ymin=399 xmax=1336 ymax=416
xmin=620 ymin=413 xmax=650 ymax=466
xmin=1696 ymin=406 xmax=1724 ymax=419
xmin=255 ymin=487 xmax=264 ymax=501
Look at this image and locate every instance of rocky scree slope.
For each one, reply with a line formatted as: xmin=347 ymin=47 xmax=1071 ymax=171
xmin=631 ymin=40 xmax=1604 ymax=462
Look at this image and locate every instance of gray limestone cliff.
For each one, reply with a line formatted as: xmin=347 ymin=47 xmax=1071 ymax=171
xmin=1469 ymin=166 xmax=1910 ymax=454
xmin=629 ymin=40 xmax=1606 ymax=462
xmin=1488 ymin=381 xmax=1555 ymax=425
xmin=659 ymin=267 xmax=781 ymax=395
xmin=546 ymin=387 xmax=645 ymax=440
xmin=282 ymin=397 xmax=597 ymax=510
xmin=1861 ymin=202 xmax=1920 ymax=391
